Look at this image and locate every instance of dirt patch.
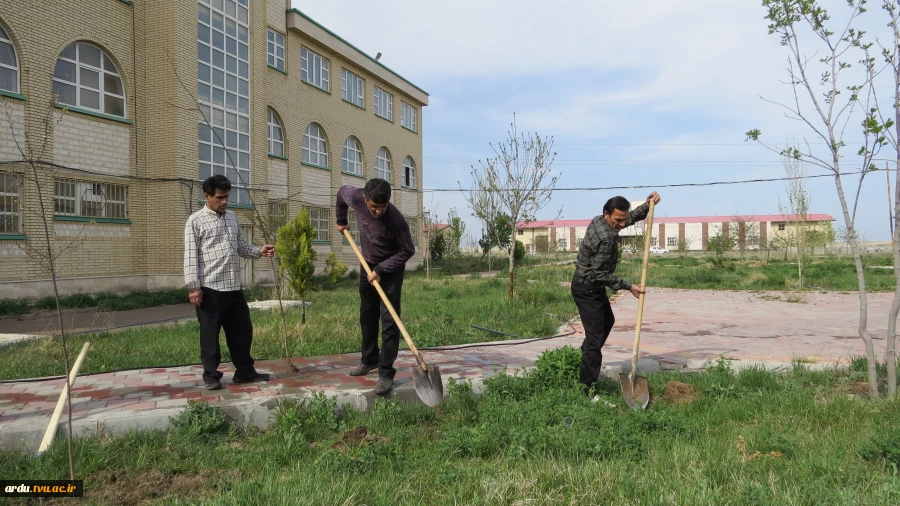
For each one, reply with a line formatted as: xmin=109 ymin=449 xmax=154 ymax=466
xmin=850 ymin=381 xmax=870 ymax=397
xmin=332 ymin=426 xmax=388 ymax=452
xmin=662 ymin=381 xmax=698 ymax=405
xmin=52 ymin=470 xmax=209 ymax=506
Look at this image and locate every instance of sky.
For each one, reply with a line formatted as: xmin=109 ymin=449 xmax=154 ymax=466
xmin=292 ymin=0 xmax=899 ymax=245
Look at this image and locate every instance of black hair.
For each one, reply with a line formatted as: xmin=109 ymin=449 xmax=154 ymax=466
xmin=364 ymin=178 xmax=391 ymax=204
xmin=202 ymin=175 xmax=232 ymax=196
xmin=603 ymin=196 xmax=631 ymax=215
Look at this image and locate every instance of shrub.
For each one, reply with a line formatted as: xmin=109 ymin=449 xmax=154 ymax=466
xmin=514 ymin=240 xmax=525 ymax=264
xmin=324 ymin=252 xmax=348 ymax=284
xmin=170 ymin=401 xmax=232 ymax=440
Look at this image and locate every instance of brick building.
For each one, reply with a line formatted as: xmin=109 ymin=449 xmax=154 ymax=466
xmin=0 ymin=0 xmax=427 ymax=298
xmin=517 ymin=213 xmax=836 ymax=253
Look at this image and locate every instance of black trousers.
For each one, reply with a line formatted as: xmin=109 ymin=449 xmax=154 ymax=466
xmin=358 ymin=266 xmax=404 ymax=379
xmin=570 ymin=275 xmax=616 ymax=387
xmin=196 ymin=287 xmax=258 ymax=382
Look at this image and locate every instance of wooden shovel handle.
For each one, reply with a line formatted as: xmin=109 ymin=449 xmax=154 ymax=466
xmin=341 ymin=228 xmax=426 ymax=368
xmin=631 ymin=200 xmax=655 ymax=377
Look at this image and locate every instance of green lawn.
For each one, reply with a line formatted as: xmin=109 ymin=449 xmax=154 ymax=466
xmin=0 ymin=267 xmax=577 ymax=381
xmin=2 ymin=349 xmax=898 ymax=505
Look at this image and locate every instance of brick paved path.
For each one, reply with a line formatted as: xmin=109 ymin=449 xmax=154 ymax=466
xmin=0 ymin=288 xmax=892 ymax=451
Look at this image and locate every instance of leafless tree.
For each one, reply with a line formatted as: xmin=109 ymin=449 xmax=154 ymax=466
xmin=464 ymin=115 xmax=560 ymax=298
xmin=732 ymin=215 xmax=761 ymax=261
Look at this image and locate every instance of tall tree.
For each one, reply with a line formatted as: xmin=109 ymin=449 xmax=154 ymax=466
xmin=464 ymin=115 xmax=560 ymax=298
xmin=747 ymin=0 xmax=889 ymax=396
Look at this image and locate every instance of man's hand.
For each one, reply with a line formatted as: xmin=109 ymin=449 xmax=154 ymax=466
xmin=336 ymin=224 xmax=349 ymax=233
xmin=367 ymin=271 xmax=381 ymax=284
xmin=646 ymin=191 xmax=661 ymax=205
xmin=260 ymin=244 xmax=275 ymax=257
xmin=629 ymin=284 xmax=645 ymax=299
xmin=189 ymin=289 xmax=203 ymax=307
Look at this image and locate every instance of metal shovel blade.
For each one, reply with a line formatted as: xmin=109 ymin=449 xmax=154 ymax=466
xmin=411 ymin=364 xmax=444 ymax=407
xmin=619 ymin=373 xmax=650 ymax=411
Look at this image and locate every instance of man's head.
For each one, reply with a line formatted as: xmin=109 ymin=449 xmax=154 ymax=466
xmin=363 ymin=178 xmax=391 ymax=219
xmin=603 ymin=196 xmax=631 ymax=233
xmin=202 ymin=175 xmax=232 ymax=214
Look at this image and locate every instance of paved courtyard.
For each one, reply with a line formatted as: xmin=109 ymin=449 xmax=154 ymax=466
xmin=0 ymin=288 xmax=893 ymax=451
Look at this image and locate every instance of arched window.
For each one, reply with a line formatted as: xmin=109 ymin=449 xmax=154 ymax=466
xmin=0 ymin=24 xmax=18 ymax=94
xmin=375 ymin=147 xmax=391 ymax=183
xmin=267 ymin=108 xmax=284 ymax=157
xmin=402 ymin=156 xmax=416 ymax=188
xmin=302 ymin=123 xmax=328 ymax=167
xmin=342 ymin=137 xmax=363 ymax=175
xmin=53 ymin=42 xmax=125 ymax=117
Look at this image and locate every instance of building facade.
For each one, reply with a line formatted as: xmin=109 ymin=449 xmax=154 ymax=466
xmin=517 ymin=213 xmax=836 ymax=253
xmin=0 ymin=0 xmax=427 ymax=298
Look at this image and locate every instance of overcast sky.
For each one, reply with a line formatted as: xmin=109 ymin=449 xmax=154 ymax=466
xmin=292 ymin=0 xmax=898 ymax=243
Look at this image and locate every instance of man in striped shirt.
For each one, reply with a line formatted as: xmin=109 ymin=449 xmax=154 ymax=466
xmin=184 ymin=175 xmax=275 ymax=390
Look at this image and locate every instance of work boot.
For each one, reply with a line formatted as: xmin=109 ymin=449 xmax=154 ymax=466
xmin=374 ymin=378 xmax=394 ymax=395
xmin=349 ymin=363 xmax=377 ymax=376
xmin=205 ymin=379 xmax=222 ymax=391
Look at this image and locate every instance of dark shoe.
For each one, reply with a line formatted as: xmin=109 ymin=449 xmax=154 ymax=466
xmin=349 ymin=363 xmax=377 ymax=377
xmin=374 ymin=378 xmax=394 ymax=395
xmin=205 ymin=379 xmax=222 ymax=391
xmin=232 ymin=373 xmax=271 ymax=384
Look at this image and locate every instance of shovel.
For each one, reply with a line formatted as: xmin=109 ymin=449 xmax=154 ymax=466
xmin=620 ymin=200 xmax=655 ymax=411
xmin=342 ymin=228 xmax=444 ymax=407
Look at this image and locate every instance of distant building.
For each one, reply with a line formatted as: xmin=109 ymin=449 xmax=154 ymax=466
xmin=517 ymin=213 xmax=836 ymax=253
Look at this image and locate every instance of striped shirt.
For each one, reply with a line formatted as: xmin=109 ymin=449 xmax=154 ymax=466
xmin=184 ymin=206 xmax=260 ymax=291
xmin=574 ymin=203 xmax=649 ymax=290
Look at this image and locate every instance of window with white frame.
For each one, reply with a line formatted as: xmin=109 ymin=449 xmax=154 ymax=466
xmin=375 ymin=147 xmax=391 ymax=182
xmin=342 ymin=137 xmax=363 ymax=175
xmin=0 ymin=25 xmax=18 ymax=94
xmin=267 ymin=108 xmax=284 ymax=157
xmin=53 ymin=42 xmax=125 ymax=117
xmin=341 ymin=68 xmax=363 ymax=107
xmin=0 ymin=171 xmax=23 ymax=234
xmin=407 ymin=217 xmax=418 ymax=246
xmin=306 ymin=206 xmax=330 ymax=242
xmin=267 ymin=28 xmax=284 ymax=72
xmin=302 ymin=123 xmax=328 ymax=167
xmin=558 ymin=238 xmax=567 ymax=251
xmin=197 ymin=0 xmax=252 ymax=204
xmin=300 ymin=47 xmax=329 ymax=91
xmin=667 ymin=237 xmax=677 ymax=247
xmin=268 ymin=201 xmax=288 ymax=228
xmin=400 ymin=101 xmax=417 ymax=131
xmin=374 ymin=86 xmax=392 ymax=120
xmin=777 ymin=223 xmax=785 ymax=231
xmin=748 ymin=235 xmax=759 ymax=247
xmin=53 ymin=179 xmax=128 ymax=219
xmin=402 ymin=156 xmax=416 ymax=188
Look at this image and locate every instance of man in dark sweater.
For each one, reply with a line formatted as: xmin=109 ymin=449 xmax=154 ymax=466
xmin=335 ymin=178 xmax=415 ymax=395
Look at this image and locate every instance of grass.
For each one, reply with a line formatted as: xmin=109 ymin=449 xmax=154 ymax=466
xmin=2 ymin=348 xmax=899 ymax=505
xmin=0 ymin=267 xmax=578 ymax=380
xmin=613 ymin=253 xmax=896 ymax=292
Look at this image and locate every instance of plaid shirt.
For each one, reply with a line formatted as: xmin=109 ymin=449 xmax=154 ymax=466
xmin=574 ymin=202 xmax=649 ymax=290
xmin=184 ymin=206 xmax=260 ymax=291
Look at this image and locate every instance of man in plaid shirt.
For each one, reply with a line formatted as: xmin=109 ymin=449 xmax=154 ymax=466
xmin=572 ymin=191 xmax=661 ymax=390
xmin=184 ymin=175 xmax=275 ymax=390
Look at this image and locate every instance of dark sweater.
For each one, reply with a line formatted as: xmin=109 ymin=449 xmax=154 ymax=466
xmin=335 ymin=186 xmax=415 ymax=275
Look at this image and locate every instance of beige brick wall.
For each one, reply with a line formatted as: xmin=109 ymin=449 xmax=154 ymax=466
xmin=268 ymin=158 xmax=287 ymax=199
xmin=267 ymin=0 xmax=287 ymax=33
xmin=0 ymin=100 xmax=24 ymax=160
xmin=53 ymin=112 xmax=130 ymax=177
